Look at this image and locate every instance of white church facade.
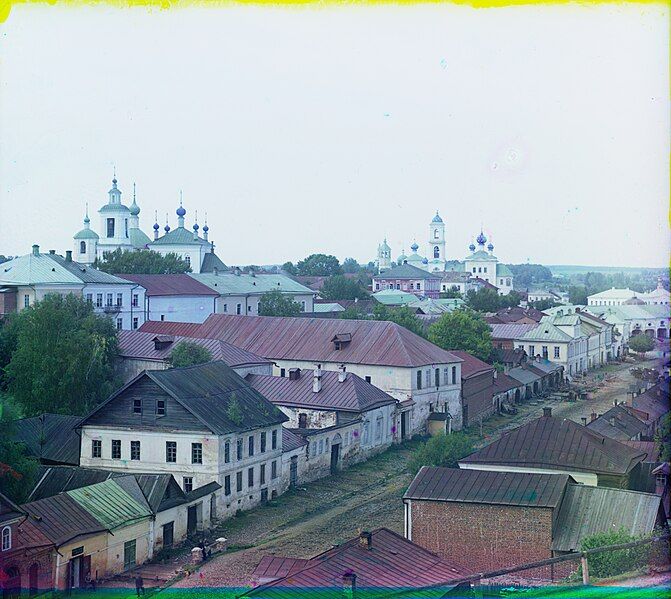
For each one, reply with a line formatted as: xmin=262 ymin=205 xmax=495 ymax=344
xmin=74 ymin=177 xmax=227 ymax=274
xmin=375 ymin=212 xmax=514 ymax=295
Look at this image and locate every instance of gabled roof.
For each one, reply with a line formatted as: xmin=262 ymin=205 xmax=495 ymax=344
xmin=586 ymin=405 xmax=649 ymax=441
xmin=0 ymin=491 xmax=25 ymax=525
xmin=492 ymin=307 xmax=545 ymax=323
xmin=117 ymin=330 xmax=271 ymax=368
xmin=247 ymin=371 xmax=396 ymax=414
xmin=507 ymin=366 xmax=542 ymax=385
xmin=493 ymin=371 xmax=523 ymax=393
xmin=148 ymin=227 xmax=211 ymax=246
xmin=490 ymin=323 xmax=538 ymax=340
xmin=11 ymin=414 xmax=82 ymax=465
xmin=0 ymin=252 xmax=83 ymax=285
xmin=190 ymin=272 xmax=314 ymax=295
xmin=551 ymin=485 xmax=662 ymax=552
xmin=588 ymin=287 xmax=636 ymax=300
xmin=519 ymin=321 xmax=576 ymax=343
xmin=404 ymin=467 xmax=569 ymax=508
xmin=373 ymin=263 xmax=442 ymax=280
xmin=129 ymin=227 xmax=152 ymax=249
xmin=45 ymin=254 xmax=134 ymax=285
xmin=118 ymin=274 xmax=219 ymax=296
xmin=460 ymin=414 xmax=647 ymax=476
xmin=282 ymin=428 xmax=308 ymax=453
xmin=448 ymin=351 xmax=493 ymax=378
xmin=496 ymin=263 xmax=514 ymax=277
xmin=200 ymin=251 xmax=229 ymax=273
xmin=244 ymin=528 xmax=472 ymax=597
xmin=140 ymin=314 xmax=462 ymax=368
xmin=371 ymin=289 xmax=417 ymax=305
xmin=632 ymin=380 xmax=670 ymax=423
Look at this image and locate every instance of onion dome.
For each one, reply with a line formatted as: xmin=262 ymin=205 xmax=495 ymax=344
xmin=487 ymin=242 xmax=494 ymax=252
xmin=164 ymin=223 xmax=171 ymax=233
xmin=193 ymin=222 xmax=199 ymax=232
xmin=469 ymin=242 xmax=476 ymax=252
xmin=153 ymin=222 xmax=160 ymax=231
xmin=410 ymin=242 xmax=419 ymax=253
xmin=202 ymin=223 xmax=209 ymax=233
xmin=83 ymin=213 xmax=90 ymax=225
xmin=176 ymin=204 xmax=186 ymax=217
xmin=476 ymin=231 xmax=487 ymax=245
xmin=129 ymin=200 xmax=140 ymax=216
xmin=431 ymin=211 xmax=443 ymax=223
xmin=422 ymin=257 xmax=428 ymax=264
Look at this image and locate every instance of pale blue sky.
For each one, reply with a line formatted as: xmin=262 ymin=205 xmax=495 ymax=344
xmin=0 ymin=3 xmax=668 ymax=267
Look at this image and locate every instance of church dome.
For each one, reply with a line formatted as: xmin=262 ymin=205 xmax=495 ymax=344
xmin=487 ymin=242 xmax=494 ymax=252
xmin=74 ymin=228 xmax=99 ymax=240
xmin=476 ymin=231 xmax=487 ymax=245
xmin=129 ymin=199 xmax=140 ymax=216
xmin=176 ymin=205 xmax=186 ymax=217
xmin=469 ymin=242 xmax=476 ymax=252
xmin=202 ymin=223 xmax=209 ymax=233
xmin=410 ymin=242 xmax=419 ymax=253
xmin=422 ymin=257 xmax=428 ymax=264
xmin=153 ymin=222 xmax=160 ymax=231
xmin=193 ymin=222 xmax=199 ymax=232
xmin=432 ymin=211 xmax=443 ymax=223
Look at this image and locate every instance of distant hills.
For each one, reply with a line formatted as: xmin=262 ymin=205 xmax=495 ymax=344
xmin=547 ymin=265 xmax=667 ymax=278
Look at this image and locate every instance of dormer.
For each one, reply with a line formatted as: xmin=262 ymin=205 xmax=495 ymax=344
xmin=153 ymin=335 xmax=174 ymax=351
xmin=331 ymin=333 xmax=352 ymax=350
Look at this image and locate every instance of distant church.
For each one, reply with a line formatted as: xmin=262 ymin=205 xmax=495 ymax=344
xmin=73 ymin=176 xmax=227 ymax=273
xmin=375 ymin=211 xmax=514 ymax=295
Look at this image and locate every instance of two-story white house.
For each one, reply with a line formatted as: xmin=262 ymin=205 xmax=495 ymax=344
xmin=78 ymin=361 xmax=288 ymax=517
xmin=0 ymin=245 xmax=146 ymax=330
xmin=139 ymin=314 xmax=464 ymax=434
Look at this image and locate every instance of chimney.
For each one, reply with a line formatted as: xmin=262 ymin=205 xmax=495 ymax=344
xmin=313 ymin=367 xmax=322 ymax=393
xmin=342 ymin=571 xmax=356 ymax=599
xmin=288 ymin=368 xmax=301 ymax=381
xmin=542 ymin=407 xmax=552 ymax=418
xmin=49 ymin=249 xmax=56 ymax=254
xmin=234 ymin=267 xmax=241 ymax=276
xmin=590 ymin=411 xmax=597 ymax=422
xmin=581 ymin=417 xmax=587 ymax=426
xmin=65 ymin=250 xmax=72 ymax=262
xmin=338 ymin=365 xmax=347 ymax=383
xmin=213 ymin=266 xmax=219 ymax=276
xmin=493 ymin=369 xmax=498 ymax=379
xmin=359 ymin=531 xmax=372 ymax=550
xmin=32 ymin=244 xmax=40 ymax=256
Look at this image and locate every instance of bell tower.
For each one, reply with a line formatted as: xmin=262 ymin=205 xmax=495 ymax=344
xmin=428 ymin=211 xmax=446 ymax=263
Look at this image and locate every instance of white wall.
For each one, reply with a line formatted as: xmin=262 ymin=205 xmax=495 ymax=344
xmin=146 ymin=294 xmax=217 ymax=323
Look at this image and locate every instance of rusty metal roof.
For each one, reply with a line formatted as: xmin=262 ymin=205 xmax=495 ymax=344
xmin=247 ymin=371 xmax=396 ymax=414
xmin=282 ymin=428 xmax=308 ymax=453
xmin=404 ymin=467 xmax=569 ymax=508
xmin=551 ymin=484 xmax=662 ymax=552
xmin=140 ymin=314 xmax=461 ymax=368
xmin=449 ymin=351 xmax=493 ymax=379
xmin=117 ymin=273 xmax=219 ymax=296
xmin=586 ymin=405 xmax=649 ymax=441
xmin=460 ymin=414 xmax=647 ymax=476
xmin=490 ymin=323 xmax=538 ymax=340
xmin=632 ymin=379 xmax=670 ymax=423
xmin=11 ymin=413 xmax=82 ymax=466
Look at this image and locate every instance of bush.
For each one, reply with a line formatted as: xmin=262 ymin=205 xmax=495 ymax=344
xmin=580 ymin=529 xmax=650 ymax=579
xmin=407 ymin=432 xmax=474 ymax=475
xmin=169 ymin=341 xmax=213 ymax=368
xmin=629 ymin=335 xmax=654 ymax=354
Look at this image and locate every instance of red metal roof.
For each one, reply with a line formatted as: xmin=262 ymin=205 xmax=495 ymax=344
xmin=117 ymin=274 xmax=219 ymax=297
xmin=449 ymin=351 xmax=493 ymax=378
xmin=244 ymin=528 xmax=472 ymax=597
xmin=140 ymin=314 xmax=461 ymax=368
xmin=117 ymin=329 xmax=270 ymax=367
xmin=247 ymin=371 xmax=396 ymax=413
xmin=492 ymin=371 xmax=522 ymax=393
xmin=282 ymin=428 xmax=308 ymax=453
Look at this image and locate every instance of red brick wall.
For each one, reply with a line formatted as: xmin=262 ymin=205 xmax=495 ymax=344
xmin=409 ymin=500 xmax=554 ymax=574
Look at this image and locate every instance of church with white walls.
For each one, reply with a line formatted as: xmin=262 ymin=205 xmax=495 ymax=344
xmin=375 ymin=212 xmax=515 ymax=295
xmin=73 ymin=176 xmax=227 ymax=273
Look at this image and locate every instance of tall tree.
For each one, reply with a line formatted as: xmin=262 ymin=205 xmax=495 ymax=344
xmin=372 ymin=304 xmax=425 ymax=338
xmin=428 ymin=309 xmax=493 ymax=362
xmin=295 ymin=254 xmax=342 ymax=277
xmin=5 ymin=294 xmax=118 ymax=416
xmin=465 ymin=288 xmax=502 ymax=313
xmin=169 ymin=341 xmax=213 ymax=368
xmin=342 ymin=258 xmax=362 ymax=274
xmin=258 ymin=290 xmax=302 ymax=316
xmin=321 ymin=275 xmax=369 ymax=301
xmin=94 ymin=249 xmax=191 ymax=274
xmin=568 ymin=286 xmax=589 ymax=305
xmin=0 ymin=316 xmax=18 ymax=391
xmin=281 ymin=261 xmax=298 ymax=276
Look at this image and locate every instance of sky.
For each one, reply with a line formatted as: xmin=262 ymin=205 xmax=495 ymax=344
xmin=0 ymin=3 xmax=668 ymax=268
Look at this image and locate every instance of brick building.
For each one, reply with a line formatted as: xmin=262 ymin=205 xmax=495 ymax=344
xmin=449 ymin=351 xmax=495 ymax=427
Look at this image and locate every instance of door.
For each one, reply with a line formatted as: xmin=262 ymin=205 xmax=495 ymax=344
xmin=2 ymin=567 xmax=21 ymax=599
xmin=330 ymin=443 xmax=340 ymax=475
xmin=260 ymin=488 xmax=268 ymax=503
xmin=187 ymin=506 xmax=197 ymax=536
xmin=123 ymin=540 xmax=137 ymax=571
xmin=69 ymin=557 xmax=82 ymax=589
xmin=163 ymin=522 xmax=174 ymax=548
xmin=289 ymin=456 xmax=298 ymax=487
xmin=29 ymin=563 xmax=39 ymax=596
xmin=400 ymin=413 xmax=407 ymax=439
xmin=210 ymin=493 xmax=217 ymax=521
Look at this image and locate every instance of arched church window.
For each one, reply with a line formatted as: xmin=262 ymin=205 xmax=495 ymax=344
xmin=80 ymin=241 xmax=86 ymax=254
xmin=434 ymin=229 xmax=439 ymax=239
xmin=506 ymin=278 xmax=511 ymax=286
xmin=433 ymin=246 xmax=440 ymax=258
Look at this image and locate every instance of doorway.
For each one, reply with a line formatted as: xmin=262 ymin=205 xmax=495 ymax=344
xmin=123 ymin=540 xmax=136 ymax=571
xmin=162 ymin=522 xmax=174 ymax=549
xmin=187 ymin=506 xmax=197 ymax=536
xmin=330 ymin=443 xmax=340 ymax=475
xmin=289 ymin=456 xmax=298 ymax=487
xmin=3 ymin=567 xmax=21 ymax=599
xmin=400 ymin=412 xmax=407 ymax=439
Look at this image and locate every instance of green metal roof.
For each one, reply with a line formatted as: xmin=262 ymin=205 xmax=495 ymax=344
xmin=74 ymin=228 xmax=100 ymax=240
xmin=98 ymin=203 xmax=131 ymax=214
xmin=129 ymin=227 xmax=152 ymax=249
xmin=68 ymin=479 xmax=152 ymax=531
xmin=465 ymin=250 xmax=497 ymax=261
xmin=372 ymin=289 xmax=417 ymax=305
xmin=312 ymin=303 xmax=345 ymax=313
xmin=373 ymin=263 xmax=441 ymax=280
xmin=190 ymin=272 xmax=313 ymax=295
xmin=0 ymin=253 xmax=84 ymax=285
xmin=148 ymin=226 xmax=211 ymax=247
xmin=496 ymin=263 xmax=514 ymax=277
xmin=519 ymin=321 xmax=575 ymax=342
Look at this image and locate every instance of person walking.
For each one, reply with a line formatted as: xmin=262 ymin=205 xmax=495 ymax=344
xmin=135 ymin=574 xmax=145 ymax=597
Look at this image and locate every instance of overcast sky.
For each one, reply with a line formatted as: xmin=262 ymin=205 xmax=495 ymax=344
xmin=0 ymin=4 xmax=668 ymax=268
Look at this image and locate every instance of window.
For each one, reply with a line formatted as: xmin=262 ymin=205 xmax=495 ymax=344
xmin=506 ymin=278 xmax=511 ymax=286
xmin=416 ymin=370 xmax=422 ymax=390
xmin=435 ymin=368 xmax=440 ymax=387
xmin=236 ymin=303 xmax=242 ymax=315
xmin=130 ymin=441 xmax=141 ymax=460
xmin=271 ymin=460 xmax=278 ymax=479
xmin=478 ymin=267 xmax=482 ymax=273
xmin=166 ymin=441 xmax=176 ymax=463
xmin=116 ymin=293 xmax=123 ymax=307
xmin=192 ymin=443 xmax=203 ymax=464
xmin=116 ymin=318 xmax=123 ymax=330
xmin=224 ymin=441 xmax=231 ymax=463
xmin=183 ymin=477 xmax=193 ymax=493
xmin=106 ymin=218 xmax=115 ymax=238
xmin=260 ymin=464 xmax=266 ymax=485
xmin=80 ymin=241 xmax=87 ymax=254
xmin=260 ymin=432 xmax=266 ymax=453
xmin=92 ymin=439 xmax=102 ymax=458
xmin=132 ymin=294 xmax=139 ymax=307
xmin=365 ymin=375 xmax=372 ymax=383
xmin=106 ymin=293 xmax=113 ymax=307
xmin=451 ymin=366 xmax=457 ymax=385
xmin=542 ymin=346 xmax=548 ymax=359
xmin=133 ymin=399 xmax=142 ymax=414
xmin=96 ymin=293 xmax=103 ymax=308
xmin=236 ymin=471 xmax=243 ymax=492
xmin=224 ymin=475 xmax=231 ymax=496
xmin=271 ymin=429 xmax=278 ymax=450
xmin=280 ymin=368 xmax=286 ymax=377
xmin=2 ymin=526 xmax=11 ymax=551
xmin=472 ymin=267 xmax=476 ymax=273
xmin=434 ymin=229 xmax=439 ymax=239
xmin=529 ymin=345 xmax=535 ymax=357
xmin=133 ymin=317 xmax=139 ymax=330
xmin=247 ymin=305 xmax=252 ymax=312
xmin=223 ymin=303 xmax=228 ymax=313
xmin=156 ymin=400 xmax=166 ymax=415
xmin=248 ymin=435 xmax=255 ymax=456
xmin=112 ymin=439 xmax=121 ymax=459
xmin=237 ymin=438 xmax=243 ymax=460
xmin=518 ymin=344 xmax=524 ymax=350
xmin=301 ymin=301 xmax=306 ymax=312
xmin=500 ymin=279 xmax=503 ymax=285
xmin=247 ymin=468 xmax=254 ymax=488
xmin=124 ymin=219 xmax=129 ymax=238
xmin=484 ymin=267 xmax=487 ymax=273
xmin=318 ymin=439 xmax=324 ymax=454
xmin=298 ymin=413 xmax=308 ymax=428
xmin=86 ymin=293 xmax=93 ymax=304
xmin=185 ymin=256 xmax=191 ymax=267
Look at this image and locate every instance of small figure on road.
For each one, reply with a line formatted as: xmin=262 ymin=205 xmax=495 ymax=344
xmin=135 ymin=575 xmax=145 ymax=596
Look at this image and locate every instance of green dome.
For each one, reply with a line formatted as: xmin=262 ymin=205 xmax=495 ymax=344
xmin=74 ymin=228 xmax=99 ymax=240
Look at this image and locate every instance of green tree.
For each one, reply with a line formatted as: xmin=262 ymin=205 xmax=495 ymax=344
xmin=94 ymin=249 xmax=191 ymax=274
xmin=342 ymin=258 xmax=362 ymax=274
xmin=296 ymin=254 xmax=342 ymax=277
xmin=169 ymin=341 xmax=213 ymax=368
xmin=654 ymin=414 xmax=670 ymax=462
xmin=0 ymin=316 xmax=18 ymax=391
xmin=579 ymin=529 xmax=650 ymax=579
xmin=258 ymin=290 xmax=302 ymax=316
xmin=529 ymin=299 xmax=560 ymax=311
xmin=507 ymin=264 xmax=553 ymax=287
xmin=281 ymin=261 xmax=298 ymax=276
xmin=568 ymin=285 xmax=589 ymax=305
xmin=629 ymin=334 xmax=654 ymax=355
xmin=339 ymin=305 xmax=369 ymax=320
xmin=0 ymin=396 xmax=39 ymax=502
xmin=226 ymin=393 xmax=244 ymax=426
xmin=428 ymin=309 xmax=493 ymax=362
xmin=499 ymin=290 xmax=523 ymax=309
xmin=440 ymin=288 xmax=463 ymax=299
xmin=465 ymin=288 xmax=502 ymax=313
xmin=408 ymin=433 xmax=474 ymax=475
xmin=321 ymin=275 xmax=369 ymax=301
xmin=5 ymin=294 xmax=118 ymax=416
xmin=372 ymin=304 xmax=425 ymax=338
